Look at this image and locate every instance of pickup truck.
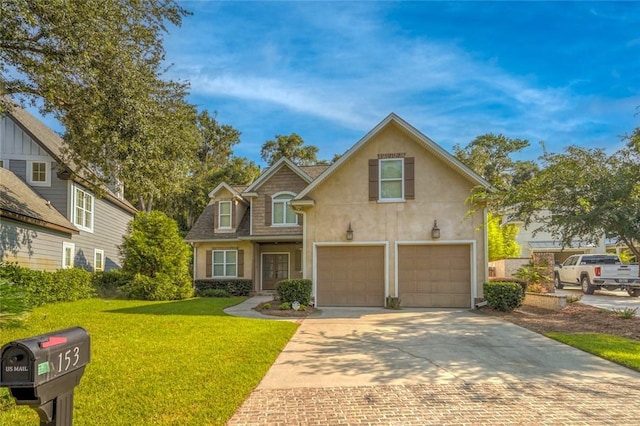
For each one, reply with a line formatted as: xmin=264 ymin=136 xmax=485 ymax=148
xmin=554 ymin=254 xmax=640 ymax=297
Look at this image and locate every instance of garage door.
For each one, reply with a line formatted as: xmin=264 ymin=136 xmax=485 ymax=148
xmin=316 ymin=246 xmax=385 ymax=307
xmin=398 ymin=244 xmax=471 ymax=308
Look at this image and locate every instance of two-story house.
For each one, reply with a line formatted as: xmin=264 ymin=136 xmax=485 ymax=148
xmin=0 ymin=104 xmax=136 ymax=271
xmin=186 ymin=113 xmax=491 ymax=308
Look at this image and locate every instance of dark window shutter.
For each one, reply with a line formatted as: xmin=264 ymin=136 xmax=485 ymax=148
xmin=369 ymin=159 xmax=379 ymax=201
xmin=294 ymin=249 xmax=302 ymax=272
xmin=206 ymin=250 xmax=212 ymax=278
xmin=265 ymin=195 xmax=272 ymax=226
xmin=231 ymin=203 xmax=237 ymax=229
xmin=213 ymin=202 xmax=218 ymax=229
xmin=237 ymin=249 xmax=244 ymax=277
xmin=404 ymin=157 xmax=415 ymax=200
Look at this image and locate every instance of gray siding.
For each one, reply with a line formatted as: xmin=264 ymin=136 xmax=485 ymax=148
xmin=69 ymin=185 xmax=133 ymax=271
xmin=0 ymin=218 xmax=71 ymax=271
xmin=8 ymin=159 xmax=26 ymax=180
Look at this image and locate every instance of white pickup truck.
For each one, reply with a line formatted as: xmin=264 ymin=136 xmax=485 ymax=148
xmin=554 ymin=254 xmax=640 ymax=297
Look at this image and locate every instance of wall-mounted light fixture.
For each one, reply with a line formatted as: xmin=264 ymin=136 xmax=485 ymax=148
xmin=431 ymin=220 xmax=440 ymax=239
xmin=346 ymin=222 xmax=354 ymax=241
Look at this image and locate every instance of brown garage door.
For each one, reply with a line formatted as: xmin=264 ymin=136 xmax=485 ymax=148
xmin=398 ymin=244 xmax=471 ymax=308
xmin=316 ymin=246 xmax=385 ymax=307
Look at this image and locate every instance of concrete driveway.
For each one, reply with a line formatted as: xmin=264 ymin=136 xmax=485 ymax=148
xmin=557 ymin=287 xmax=640 ymax=315
xmin=227 ymin=303 xmax=640 ymax=425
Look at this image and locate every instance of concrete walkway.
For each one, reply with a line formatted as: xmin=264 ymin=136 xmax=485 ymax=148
xmin=226 ymin=298 xmax=640 ymax=425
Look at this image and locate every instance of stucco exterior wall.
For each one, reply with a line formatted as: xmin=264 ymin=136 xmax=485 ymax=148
xmin=192 ymin=240 xmax=254 ymax=282
xmin=302 ymin=122 xmax=487 ymax=297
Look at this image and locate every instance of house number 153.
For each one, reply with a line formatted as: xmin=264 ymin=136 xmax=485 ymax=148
xmin=57 ymin=347 xmax=80 ymax=372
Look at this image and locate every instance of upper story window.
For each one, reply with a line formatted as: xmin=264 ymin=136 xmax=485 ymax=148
xmin=73 ymin=186 xmax=94 ymax=232
xmin=369 ymin=157 xmax=415 ymax=202
xmin=272 ymin=192 xmax=298 ymax=225
xmin=218 ymin=201 xmax=232 ymax=229
xmin=27 ymin=160 xmax=50 ymax=186
xmin=379 ymin=159 xmax=403 ymax=200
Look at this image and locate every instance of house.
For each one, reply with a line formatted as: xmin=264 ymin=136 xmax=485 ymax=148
xmin=0 ymin=104 xmax=136 ymax=271
xmin=186 ymin=113 xmax=491 ymax=308
xmin=506 ymin=213 xmax=606 ymax=264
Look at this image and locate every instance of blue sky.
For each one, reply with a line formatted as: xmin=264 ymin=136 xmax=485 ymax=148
xmin=32 ymin=1 xmax=640 ymax=166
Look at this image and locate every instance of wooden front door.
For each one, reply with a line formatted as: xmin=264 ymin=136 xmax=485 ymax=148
xmin=262 ymin=253 xmax=289 ymax=290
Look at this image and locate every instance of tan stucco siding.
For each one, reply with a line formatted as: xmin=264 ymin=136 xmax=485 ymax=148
xmin=303 ymin=122 xmax=487 ymax=299
xmin=193 ymin=241 xmax=254 ymax=282
xmin=251 ymin=166 xmax=307 ymax=236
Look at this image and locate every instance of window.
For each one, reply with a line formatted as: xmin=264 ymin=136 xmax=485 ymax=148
xmin=0 ymin=160 xmax=4 ymax=168
xmin=213 ymin=250 xmax=237 ymax=277
xmin=62 ymin=242 xmax=75 ymax=269
xmin=218 ymin=201 xmax=232 ymax=228
xmin=27 ymin=161 xmax=50 ymax=186
xmin=94 ymin=249 xmax=104 ymax=272
xmin=73 ymin=187 xmax=94 ymax=232
xmin=379 ymin=159 xmax=403 ymax=200
xmin=272 ymin=193 xmax=298 ymax=225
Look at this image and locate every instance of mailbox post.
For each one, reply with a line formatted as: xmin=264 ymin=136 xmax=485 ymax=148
xmin=1 ymin=327 xmax=90 ymax=426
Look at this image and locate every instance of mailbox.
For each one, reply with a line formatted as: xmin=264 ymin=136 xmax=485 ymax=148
xmin=1 ymin=327 xmax=90 ymax=425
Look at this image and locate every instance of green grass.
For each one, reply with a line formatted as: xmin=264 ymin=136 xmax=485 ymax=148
xmin=547 ymin=333 xmax=640 ymax=372
xmin=0 ymin=298 xmax=298 ymax=425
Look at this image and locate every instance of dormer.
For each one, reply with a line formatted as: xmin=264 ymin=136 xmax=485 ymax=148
xmin=208 ymin=182 xmax=248 ymax=234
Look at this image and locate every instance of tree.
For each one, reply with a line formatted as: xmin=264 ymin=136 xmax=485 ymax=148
xmin=261 ymin=133 xmax=319 ymax=166
xmin=1 ymin=1 xmax=196 ymax=210
xmin=120 ymin=211 xmax=192 ymax=300
xmin=485 ymin=132 xmax=640 ymax=274
xmin=487 ymin=213 xmax=521 ymax=261
xmin=453 ymin=134 xmax=538 ymax=190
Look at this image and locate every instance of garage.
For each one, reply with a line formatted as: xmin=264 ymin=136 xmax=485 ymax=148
xmin=316 ymin=245 xmax=385 ymax=307
xmin=398 ymin=244 xmax=471 ymax=308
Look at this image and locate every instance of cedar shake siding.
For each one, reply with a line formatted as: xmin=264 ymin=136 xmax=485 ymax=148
xmin=250 ymin=166 xmax=307 ymax=236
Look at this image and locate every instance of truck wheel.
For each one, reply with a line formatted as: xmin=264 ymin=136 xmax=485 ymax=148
xmin=627 ymin=288 xmax=640 ymax=298
xmin=581 ymin=276 xmax=595 ymax=295
xmin=554 ymin=274 xmax=564 ymax=289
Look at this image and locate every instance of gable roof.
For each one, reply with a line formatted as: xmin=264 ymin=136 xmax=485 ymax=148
xmin=5 ymin=104 xmax=136 ymax=214
xmin=0 ymin=168 xmax=78 ymax=234
xmin=243 ymin=157 xmax=314 ymax=194
xmin=207 ymin=182 xmax=248 ymax=203
xmin=294 ymin=113 xmax=492 ymax=200
xmin=184 ymin=204 xmax=250 ymax=242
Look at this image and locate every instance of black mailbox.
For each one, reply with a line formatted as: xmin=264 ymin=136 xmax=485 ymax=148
xmin=1 ymin=327 xmax=90 ymax=425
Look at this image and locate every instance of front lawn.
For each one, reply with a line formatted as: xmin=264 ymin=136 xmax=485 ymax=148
xmin=547 ymin=333 xmax=640 ymax=372
xmin=0 ymin=298 xmax=298 ymax=425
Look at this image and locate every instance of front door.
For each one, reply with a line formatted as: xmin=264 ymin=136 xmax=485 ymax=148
xmin=262 ymin=253 xmax=289 ymax=290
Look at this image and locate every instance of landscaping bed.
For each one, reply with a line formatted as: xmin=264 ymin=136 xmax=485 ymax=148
xmin=254 ymin=299 xmax=319 ymax=317
xmin=478 ymin=302 xmax=640 ymax=341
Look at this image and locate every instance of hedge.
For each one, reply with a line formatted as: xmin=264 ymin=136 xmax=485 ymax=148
xmin=194 ymin=279 xmax=252 ymax=296
xmin=277 ymin=279 xmax=312 ymax=305
xmin=483 ymin=281 xmax=524 ymax=312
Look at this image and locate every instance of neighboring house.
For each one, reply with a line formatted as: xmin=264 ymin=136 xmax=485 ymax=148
xmin=0 ymin=105 xmax=136 ymax=271
xmin=186 ymin=113 xmax=491 ymax=308
xmin=506 ymin=213 xmax=606 ymax=264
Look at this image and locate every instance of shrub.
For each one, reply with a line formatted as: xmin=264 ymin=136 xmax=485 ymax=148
xmin=612 ymin=307 xmax=638 ymax=319
xmin=483 ymin=281 xmax=524 ymax=312
xmin=514 ymin=262 xmax=552 ymax=293
xmin=120 ymin=211 xmax=192 ymax=300
xmin=51 ymin=268 xmax=95 ymax=301
xmin=277 ymin=279 xmax=312 ymax=305
xmin=0 ymin=278 xmax=30 ymax=327
xmin=194 ymin=279 xmax=252 ymax=296
xmin=386 ymin=297 xmax=401 ymax=309
xmin=566 ymin=294 xmax=582 ymax=303
xmin=93 ymin=269 xmax=131 ymax=298
xmin=279 ymin=302 xmax=291 ymax=310
xmin=490 ymin=277 xmax=527 ymax=295
xmin=198 ymin=288 xmax=230 ymax=298
xmin=262 ymin=303 xmax=272 ymax=310
xmin=121 ymin=273 xmax=193 ymax=301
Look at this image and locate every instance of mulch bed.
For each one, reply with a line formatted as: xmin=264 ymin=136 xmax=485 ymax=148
xmin=478 ymin=302 xmax=640 ymax=341
xmin=254 ymin=299 xmax=319 ymax=317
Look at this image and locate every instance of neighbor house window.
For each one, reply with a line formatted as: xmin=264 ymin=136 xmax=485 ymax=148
xmin=27 ymin=161 xmax=50 ymax=186
xmin=272 ymin=193 xmax=297 ymax=225
xmin=94 ymin=249 xmax=104 ymax=272
xmin=73 ymin=186 xmax=94 ymax=232
xmin=218 ymin=201 xmax=232 ymax=229
xmin=379 ymin=159 xmax=403 ymax=200
xmin=62 ymin=242 xmax=75 ymax=269
xmin=213 ymin=250 xmax=237 ymax=277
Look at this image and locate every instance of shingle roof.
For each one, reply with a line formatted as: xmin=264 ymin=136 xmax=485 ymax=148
xmin=184 ymin=204 xmax=250 ymax=242
xmin=0 ymin=168 xmax=78 ymax=234
xmin=299 ymin=165 xmax=330 ymax=180
xmin=6 ymin=103 xmax=136 ymax=214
